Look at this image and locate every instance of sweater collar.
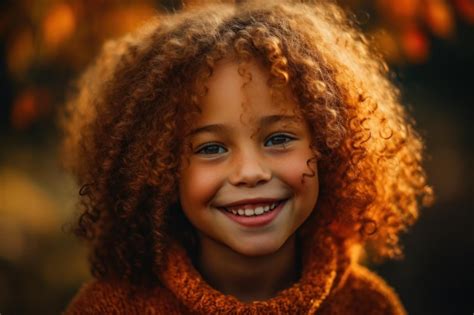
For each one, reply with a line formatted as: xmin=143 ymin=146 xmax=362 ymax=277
xmin=160 ymin=229 xmax=348 ymax=314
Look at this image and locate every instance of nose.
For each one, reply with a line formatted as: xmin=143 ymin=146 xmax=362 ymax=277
xmin=228 ymin=148 xmax=272 ymax=187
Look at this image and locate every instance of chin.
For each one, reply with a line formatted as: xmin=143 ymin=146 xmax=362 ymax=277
xmin=227 ymin=235 xmax=287 ymax=257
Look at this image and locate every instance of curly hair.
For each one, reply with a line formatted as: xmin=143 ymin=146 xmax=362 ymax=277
xmin=59 ymin=0 xmax=433 ymax=288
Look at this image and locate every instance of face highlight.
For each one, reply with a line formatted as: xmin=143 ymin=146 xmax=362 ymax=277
xmin=178 ymin=60 xmax=319 ymax=256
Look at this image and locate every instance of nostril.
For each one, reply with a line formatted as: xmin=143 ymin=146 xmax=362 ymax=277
xmin=228 ymin=163 xmax=272 ymax=187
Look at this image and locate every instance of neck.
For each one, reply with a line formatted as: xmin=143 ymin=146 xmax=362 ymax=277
xmin=196 ymin=234 xmax=300 ymax=303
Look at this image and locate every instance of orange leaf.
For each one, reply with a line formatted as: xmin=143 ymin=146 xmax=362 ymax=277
xmin=401 ymin=26 xmax=429 ymax=63
xmin=455 ymin=0 xmax=474 ymax=23
xmin=424 ymin=0 xmax=455 ymax=38
xmin=42 ymin=3 xmax=76 ymax=49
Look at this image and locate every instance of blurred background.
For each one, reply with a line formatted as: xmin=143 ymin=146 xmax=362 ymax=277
xmin=0 ymin=0 xmax=472 ymax=314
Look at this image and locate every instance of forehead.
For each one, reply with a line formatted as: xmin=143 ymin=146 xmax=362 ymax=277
xmin=196 ymin=59 xmax=299 ymax=125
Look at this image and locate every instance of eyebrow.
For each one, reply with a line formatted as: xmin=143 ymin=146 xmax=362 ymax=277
xmin=188 ymin=114 xmax=300 ymax=137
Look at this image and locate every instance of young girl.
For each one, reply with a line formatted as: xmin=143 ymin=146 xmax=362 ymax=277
xmin=61 ymin=1 xmax=432 ymax=314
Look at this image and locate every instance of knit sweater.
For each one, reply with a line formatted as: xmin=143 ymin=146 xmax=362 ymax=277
xmin=64 ymin=232 xmax=407 ymax=315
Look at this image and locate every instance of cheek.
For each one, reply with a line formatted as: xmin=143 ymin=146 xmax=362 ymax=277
xmin=279 ymin=152 xmax=319 ymax=227
xmin=179 ymin=163 xmax=223 ymax=210
xmin=274 ymin=150 xmax=318 ymax=193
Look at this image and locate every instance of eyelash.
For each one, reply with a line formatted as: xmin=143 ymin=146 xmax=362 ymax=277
xmin=195 ymin=133 xmax=296 ymax=155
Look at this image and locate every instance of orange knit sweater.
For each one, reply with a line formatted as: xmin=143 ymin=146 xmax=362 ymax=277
xmin=64 ymin=232 xmax=407 ymax=315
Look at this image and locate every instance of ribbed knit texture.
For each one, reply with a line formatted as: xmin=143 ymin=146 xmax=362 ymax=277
xmin=64 ymin=231 xmax=407 ymax=314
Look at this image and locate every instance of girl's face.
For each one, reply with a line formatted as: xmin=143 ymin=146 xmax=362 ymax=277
xmin=179 ymin=60 xmax=318 ymax=256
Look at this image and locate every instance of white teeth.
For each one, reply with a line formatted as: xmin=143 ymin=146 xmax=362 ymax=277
xmin=224 ymin=200 xmax=284 ymax=216
xmin=254 ymin=206 xmax=264 ymax=215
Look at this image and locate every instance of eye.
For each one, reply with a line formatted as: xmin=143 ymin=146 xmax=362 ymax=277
xmin=264 ymin=133 xmax=296 ymax=147
xmin=195 ymin=143 xmax=227 ymax=155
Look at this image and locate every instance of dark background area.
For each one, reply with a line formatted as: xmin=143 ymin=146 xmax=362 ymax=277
xmin=374 ymin=31 xmax=474 ymax=315
xmin=0 ymin=0 xmax=472 ymax=314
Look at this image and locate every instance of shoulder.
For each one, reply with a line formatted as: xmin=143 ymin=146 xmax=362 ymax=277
xmin=63 ymin=279 xmax=181 ymax=315
xmin=323 ymin=264 xmax=407 ymax=315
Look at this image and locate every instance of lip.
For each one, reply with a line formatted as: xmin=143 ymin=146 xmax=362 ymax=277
xmin=218 ymin=197 xmax=282 ymax=208
xmin=219 ymin=199 xmax=288 ymax=228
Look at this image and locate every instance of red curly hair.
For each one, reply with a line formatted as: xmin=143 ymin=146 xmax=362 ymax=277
xmin=59 ymin=0 xmax=433 ymax=288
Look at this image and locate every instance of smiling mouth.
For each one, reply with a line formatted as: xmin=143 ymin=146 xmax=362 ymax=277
xmin=218 ymin=199 xmax=286 ymax=217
